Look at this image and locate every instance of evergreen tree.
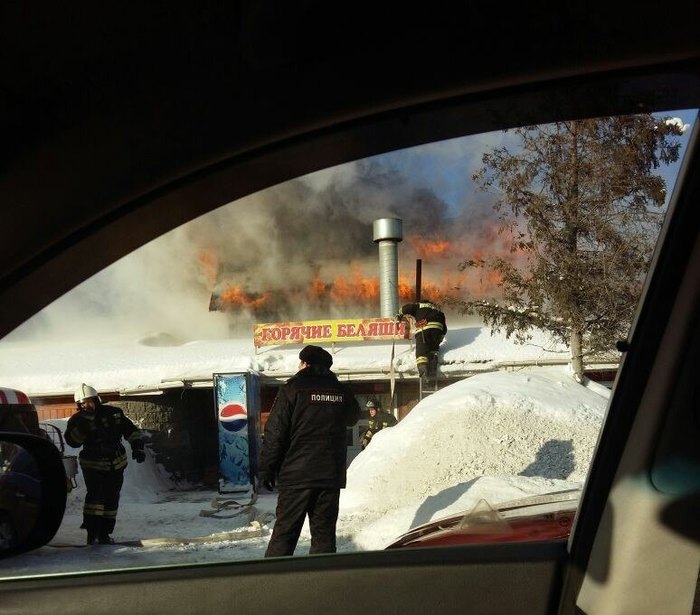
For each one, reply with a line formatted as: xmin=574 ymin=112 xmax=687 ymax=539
xmin=458 ymin=115 xmax=686 ymax=379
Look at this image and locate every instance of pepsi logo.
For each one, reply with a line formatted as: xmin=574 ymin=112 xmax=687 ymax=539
xmin=219 ymin=403 xmax=248 ymax=432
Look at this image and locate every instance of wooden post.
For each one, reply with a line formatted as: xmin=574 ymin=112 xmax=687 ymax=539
xmin=415 ymin=259 xmax=422 ymax=302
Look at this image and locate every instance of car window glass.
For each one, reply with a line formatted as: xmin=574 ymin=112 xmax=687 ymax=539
xmin=0 ymin=109 xmax=696 ymax=576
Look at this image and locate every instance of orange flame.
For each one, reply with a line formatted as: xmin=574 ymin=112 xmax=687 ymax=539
xmin=329 ymin=266 xmax=380 ymax=303
xmin=214 ymin=265 xmax=505 ymax=314
xmin=219 ymin=285 xmax=271 ymax=310
xmin=209 ymin=228 xmax=519 ymax=315
xmin=197 ymin=248 xmax=219 ymax=283
xmin=307 ymin=273 xmax=327 ymax=301
xmin=408 ymin=236 xmax=457 ymax=259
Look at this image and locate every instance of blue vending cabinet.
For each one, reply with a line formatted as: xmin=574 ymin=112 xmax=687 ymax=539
xmin=213 ymin=371 xmax=262 ymax=494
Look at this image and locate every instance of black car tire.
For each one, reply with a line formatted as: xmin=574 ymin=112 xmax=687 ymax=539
xmin=0 ymin=511 xmax=18 ymax=550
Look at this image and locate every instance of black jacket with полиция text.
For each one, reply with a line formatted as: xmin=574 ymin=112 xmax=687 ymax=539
xmin=260 ymin=364 xmax=361 ymax=489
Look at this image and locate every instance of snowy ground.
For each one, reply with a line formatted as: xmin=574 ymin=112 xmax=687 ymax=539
xmin=0 ymin=366 xmax=609 ymax=579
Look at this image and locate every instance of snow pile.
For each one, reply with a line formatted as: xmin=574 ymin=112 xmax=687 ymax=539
xmin=335 ymin=367 xmax=608 ymax=549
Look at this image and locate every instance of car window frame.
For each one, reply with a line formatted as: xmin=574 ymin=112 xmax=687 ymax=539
xmin=1 ymin=16 xmax=700 ymax=613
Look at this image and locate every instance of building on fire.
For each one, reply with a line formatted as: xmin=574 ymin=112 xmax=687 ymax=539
xmin=7 ymin=219 xmax=618 ymax=489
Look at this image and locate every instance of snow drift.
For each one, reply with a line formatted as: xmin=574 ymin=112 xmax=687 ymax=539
xmin=336 ymin=368 xmax=608 ymax=549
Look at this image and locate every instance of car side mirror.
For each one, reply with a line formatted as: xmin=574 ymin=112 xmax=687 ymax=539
xmin=0 ymin=433 xmax=67 ymax=559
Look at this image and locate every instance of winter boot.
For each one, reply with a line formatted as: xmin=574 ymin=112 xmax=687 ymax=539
xmin=86 ymin=530 xmax=98 ymax=545
xmin=428 ymin=352 xmax=438 ymax=379
xmin=98 ymin=532 xmax=115 ymax=545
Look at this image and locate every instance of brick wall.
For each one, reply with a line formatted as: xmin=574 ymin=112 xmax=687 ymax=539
xmin=35 ymin=402 xmax=75 ymax=421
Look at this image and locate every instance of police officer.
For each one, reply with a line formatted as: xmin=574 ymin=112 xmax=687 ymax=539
xmin=360 ymin=399 xmax=397 ymax=449
xmin=260 ymin=345 xmax=361 ymax=557
xmin=398 ymin=301 xmax=447 ymax=380
xmin=65 ymin=383 xmax=145 ymax=545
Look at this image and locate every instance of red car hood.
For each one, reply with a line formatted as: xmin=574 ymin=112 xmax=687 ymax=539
xmin=385 ymin=488 xmax=581 ymax=549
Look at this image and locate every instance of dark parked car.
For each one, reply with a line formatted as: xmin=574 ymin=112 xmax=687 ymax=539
xmin=0 ymin=387 xmax=43 ymax=437
xmin=0 ymin=388 xmax=47 ymax=548
xmin=0 ymin=444 xmax=41 ymax=549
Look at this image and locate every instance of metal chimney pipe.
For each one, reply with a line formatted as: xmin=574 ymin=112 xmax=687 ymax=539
xmin=372 ymin=218 xmax=403 ymax=318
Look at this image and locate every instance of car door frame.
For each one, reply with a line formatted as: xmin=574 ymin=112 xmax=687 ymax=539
xmin=1 ymin=18 xmax=700 ymax=615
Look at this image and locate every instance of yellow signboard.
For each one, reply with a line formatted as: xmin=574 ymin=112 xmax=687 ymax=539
xmin=253 ymin=318 xmax=410 ymax=348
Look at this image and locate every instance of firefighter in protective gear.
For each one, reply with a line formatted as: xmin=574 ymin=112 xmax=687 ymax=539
xmin=398 ymin=301 xmax=447 ymax=380
xmin=65 ymin=383 xmax=145 ymax=545
xmin=360 ymin=399 xmax=397 ymax=449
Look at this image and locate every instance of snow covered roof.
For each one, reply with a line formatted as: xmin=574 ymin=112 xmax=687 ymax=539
xmin=0 ymin=325 xmax=616 ymax=397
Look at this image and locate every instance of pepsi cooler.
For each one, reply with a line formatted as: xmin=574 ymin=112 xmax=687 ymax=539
xmin=213 ymin=372 xmax=262 ymax=493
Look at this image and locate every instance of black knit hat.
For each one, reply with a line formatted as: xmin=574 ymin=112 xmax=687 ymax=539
xmin=299 ymin=345 xmax=333 ymax=368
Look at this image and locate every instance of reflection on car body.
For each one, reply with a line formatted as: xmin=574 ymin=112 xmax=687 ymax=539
xmin=387 ymin=490 xmax=579 ymax=549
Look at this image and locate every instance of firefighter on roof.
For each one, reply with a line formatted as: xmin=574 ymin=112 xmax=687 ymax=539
xmin=398 ymin=301 xmax=447 ymax=380
xmin=65 ymin=383 xmax=145 ymax=545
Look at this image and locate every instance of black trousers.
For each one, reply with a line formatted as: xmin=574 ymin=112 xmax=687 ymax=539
xmin=416 ymin=329 xmax=444 ymax=377
xmin=265 ymin=488 xmax=340 ymax=557
xmin=80 ymin=466 xmax=124 ymax=536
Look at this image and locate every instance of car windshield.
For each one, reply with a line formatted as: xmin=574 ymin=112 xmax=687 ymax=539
xmin=0 ymin=110 xmax=696 ymax=576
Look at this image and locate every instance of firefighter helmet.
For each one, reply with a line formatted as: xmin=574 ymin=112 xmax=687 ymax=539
xmin=74 ymin=383 xmax=101 ymax=403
